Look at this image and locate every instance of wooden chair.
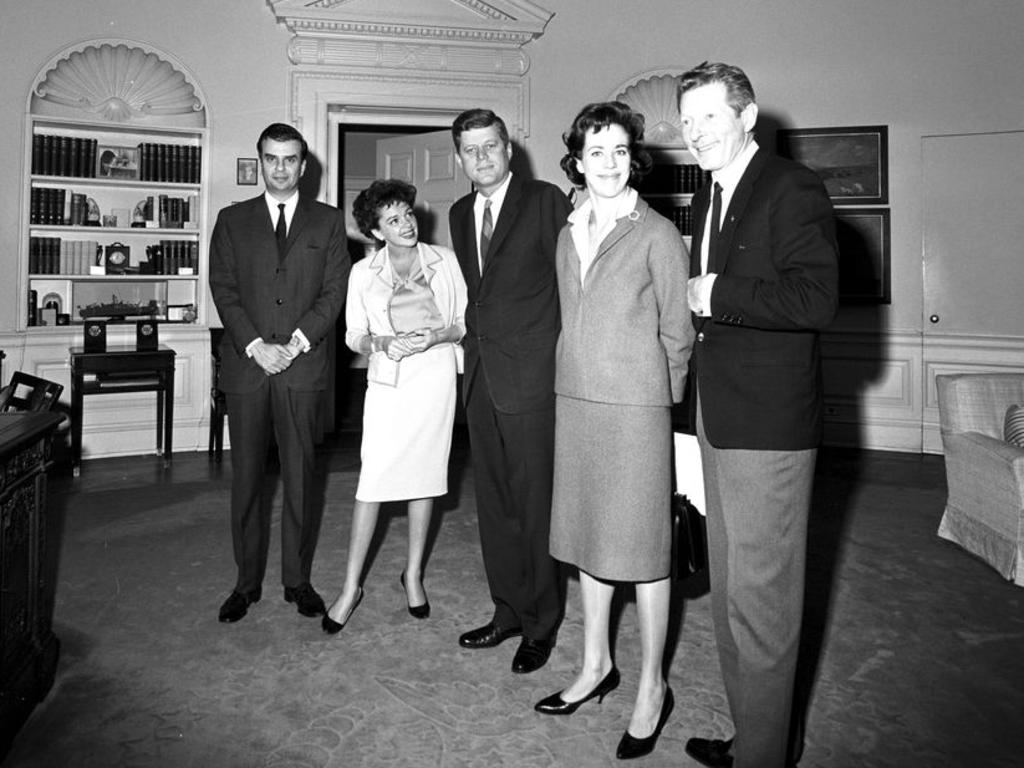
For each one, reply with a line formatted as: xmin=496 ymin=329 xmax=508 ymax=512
xmin=0 ymin=371 xmax=64 ymax=413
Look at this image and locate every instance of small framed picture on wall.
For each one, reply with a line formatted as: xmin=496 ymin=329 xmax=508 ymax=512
xmin=236 ymin=157 xmax=258 ymax=185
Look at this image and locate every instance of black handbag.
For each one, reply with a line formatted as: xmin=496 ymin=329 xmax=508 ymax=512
xmin=671 ymin=492 xmax=707 ymax=581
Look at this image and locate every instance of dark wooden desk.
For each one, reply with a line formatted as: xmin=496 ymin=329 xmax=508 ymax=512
xmin=69 ymin=345 xmax=175 ymax=475
xmin=0 ymin=412 xmax=63 ymax=760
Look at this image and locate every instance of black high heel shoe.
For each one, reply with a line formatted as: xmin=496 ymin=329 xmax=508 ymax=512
xmin=399 ymin=571 xmax=430 ymax=619
xmin=615 ymin=686 xmax=674 ymax=760
xmin=534 ymin=667 xmax=620 ymax=715
xmin=321 ymin=587 xmax=363 ymax=635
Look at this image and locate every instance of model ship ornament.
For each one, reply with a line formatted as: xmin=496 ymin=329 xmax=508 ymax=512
xmin=77 ymin=294 xmax=160 ymax=320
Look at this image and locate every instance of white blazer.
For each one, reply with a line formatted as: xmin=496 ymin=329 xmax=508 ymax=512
xmin=345 ymin=241 xmax=467 ymax=374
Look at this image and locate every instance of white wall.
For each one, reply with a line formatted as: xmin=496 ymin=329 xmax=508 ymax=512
xmin=524 ymin=0 xmax=1024 ymax=340
xmin=0 ymin=0 xmax=293 ymax=335
xmin=3 ymin=0 xmax=1023 ymax=453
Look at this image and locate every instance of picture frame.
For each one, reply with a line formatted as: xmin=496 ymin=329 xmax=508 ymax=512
xmin=236 ymin=157 xmax=258 ymax=185
xmin=777 ymin=126 xmax=888 ymax=205
xmin=96 ymin=145 xmax=139 ymax=180
xmin=834 ymin=207 xmax=891 ymax=304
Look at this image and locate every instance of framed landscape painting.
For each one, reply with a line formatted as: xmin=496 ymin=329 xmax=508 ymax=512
xmin=777 ymin=125 xmax=888 ymax=205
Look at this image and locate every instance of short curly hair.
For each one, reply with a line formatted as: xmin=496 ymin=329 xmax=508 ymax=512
xmin=352 ymin=179 xmax=417 ymax=240
xmin=559 ymin=101 xmax=652 ymax=188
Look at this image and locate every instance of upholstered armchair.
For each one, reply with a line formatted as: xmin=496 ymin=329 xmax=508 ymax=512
xmin=936 ymin=373 xmax=1024 ymax=586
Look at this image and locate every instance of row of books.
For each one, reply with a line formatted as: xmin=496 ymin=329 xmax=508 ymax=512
xmin=31 ymin=135 xmax=98 ymax=178
xmin=151 ymin=240 xmax=200 ymax=275
xmin=28 ymin=237 xmax=199 ymax=275
xmin=137 ymin=143 xmax=202 ymax=183
xmin=138 ymin=194 xmax=199 ymax=229
xmin=30 ymin=187 xmax=198 ymax=228
xmin=31 ymin=134 xmax=202 ymax=183
xmin=29 ymin=237 xmax=101 ymax=275
xmin=647 ymin=201 xmax=696 ymax=235
xmin=30 ymin=187 xmax=71 ymax=225
xmin=637 ymin=164 xmax=712 ymax=195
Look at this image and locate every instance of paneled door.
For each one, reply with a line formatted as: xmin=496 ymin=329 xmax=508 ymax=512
xmin=376 ymin=130 xmax=471 ymax=248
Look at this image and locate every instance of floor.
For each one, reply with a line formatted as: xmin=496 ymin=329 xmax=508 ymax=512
xmin=3 ymin=430 xmax=1023 ymax=767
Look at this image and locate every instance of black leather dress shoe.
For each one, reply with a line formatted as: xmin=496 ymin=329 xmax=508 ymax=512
xmin=685 ymin=737 xmax=734 ymax=767
xmin=322 ymin=587 xmax=363 ymax=635
xmin=616 ymin=687 xmax=674 ymax=760
xmin=400 ymin=572 xmax=430 ymax=619
xmin=218 ymin=588 xmax=261 ymax=623
xmin=535 ymin=667 xmax=620 ymax=714
xmin=511 ymin=637 xmax=552 ymax=674
xmin=458 ymin=622 xmax=522 ymax=649
xmin=284 ymin=583 xmax=326 ymax=617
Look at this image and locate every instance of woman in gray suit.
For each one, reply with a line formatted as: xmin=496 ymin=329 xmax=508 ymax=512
xmin=534 ymin=102 xmax=693 ymax=761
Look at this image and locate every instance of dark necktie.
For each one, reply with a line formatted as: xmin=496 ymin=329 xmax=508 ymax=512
xmin=479 ymin=199 xmax=493 ymax=266
xmin=275 ymin=203 xmax=287 ymax=259
xmin=707 ymin=182 xmax=722 ymax=274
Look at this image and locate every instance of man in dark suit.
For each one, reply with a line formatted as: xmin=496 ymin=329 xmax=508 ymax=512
xmin=210 ymin=123 xmax=349 ymax=624
xmin=449 ymin=108 xmax=572 ymax=673
xmin=677 ymin=64 xmax=839 ymax=768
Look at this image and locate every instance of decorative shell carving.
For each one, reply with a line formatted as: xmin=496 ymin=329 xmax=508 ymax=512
xmin=616 ymin=74 xmax=683 ymax=145
xmin=34 ymin=43 xmax=203 ymax=122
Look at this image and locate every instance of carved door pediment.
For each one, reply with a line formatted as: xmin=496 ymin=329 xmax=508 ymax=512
xmin=268 ymin=0 xmax=554 ymax=48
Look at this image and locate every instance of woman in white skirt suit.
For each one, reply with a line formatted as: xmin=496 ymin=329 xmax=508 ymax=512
xmin=322 ymin=179 xmax=466 ymax=633
xmin=534 ymin=103 xmax=693 ymax=761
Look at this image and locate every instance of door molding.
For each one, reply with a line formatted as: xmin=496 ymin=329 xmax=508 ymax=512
xmin=269 ymin=0 xmax=555 ymax=204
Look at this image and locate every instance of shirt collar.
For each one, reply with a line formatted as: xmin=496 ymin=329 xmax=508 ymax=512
xmin=568 ymin=186 xmax=639 ymax=226
xmin=265 ymin=190 xmax=299 ymax=219
xmin=712 ymin=138 xmax=759 ymax=193
xmin=475 ymin=171 xmax=512 ymax=217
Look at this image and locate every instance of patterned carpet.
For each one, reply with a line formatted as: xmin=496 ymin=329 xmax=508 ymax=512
xmin=4 ymin=440 xmax=1023 ymax=767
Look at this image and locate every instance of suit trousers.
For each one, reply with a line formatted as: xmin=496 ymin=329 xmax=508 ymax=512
xmin=226 ymin=377 xmax=322 ymax=594
xmin=464 ymin=367 xmax=561 ymax=642
xmin=696 ymin=399 xmax=815 ymax=768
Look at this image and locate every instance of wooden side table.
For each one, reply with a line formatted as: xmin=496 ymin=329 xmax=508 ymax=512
xmin=69 ymin=345 xmax=176 ymax=475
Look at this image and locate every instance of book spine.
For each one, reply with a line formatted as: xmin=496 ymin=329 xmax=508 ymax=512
xmin=44 ymin=135 xmax=56 ymax=176
xmin=32 ymin=134 xmax=42 ymax=175
xmin=87 ymin=138 xmax=97 ymax=178
xmin=58 ymin=135 xmax=71 ymax=177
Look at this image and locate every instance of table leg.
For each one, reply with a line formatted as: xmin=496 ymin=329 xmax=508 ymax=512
xmin=71 ymin=371 xmax=83 ymax=477
xmin=164 ymin=367 xmax=174 ymax=466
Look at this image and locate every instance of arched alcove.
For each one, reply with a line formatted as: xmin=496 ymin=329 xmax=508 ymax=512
xmin=30 ymin=40 xmax=207 ymax=129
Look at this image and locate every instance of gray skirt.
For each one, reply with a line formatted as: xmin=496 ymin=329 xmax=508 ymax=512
xmin=549 ymin=395 xmax=672 ymax=582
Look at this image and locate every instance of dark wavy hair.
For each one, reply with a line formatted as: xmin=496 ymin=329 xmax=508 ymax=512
xmin=352 ymin=179 xmax=417 ymax=240
xmin=559 ymin=101 xmax=652 ymax=188
xmin=451 ymin=108 xmax=510 ymax=150
xmin=677 ymin=61 xmax=757 ymax=116
xmin=256 ymin=122 xmax=308 ymax=161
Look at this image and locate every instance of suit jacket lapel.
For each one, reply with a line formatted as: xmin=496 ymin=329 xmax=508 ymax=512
xmin=691 ymin=184 xmax=711 ymax=279
xmin=456 ymin=201 xmax=482 ymax=289
xmin=481 ymin=174 xmax=521 ymax=275
xmin=280 ymin=198 xmax=310 ymax=261
xmin=716 ymin=149 xmax=767 ymax=273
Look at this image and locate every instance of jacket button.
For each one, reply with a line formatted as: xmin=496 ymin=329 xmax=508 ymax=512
xmin=697 ymin=332 xmax=705 ymax=342
xmin=276 ymin=298 xmax=283 ymax=305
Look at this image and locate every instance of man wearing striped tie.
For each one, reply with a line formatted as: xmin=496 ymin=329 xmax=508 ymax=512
xmin=449 ymin=109 xmax=572 ymax=675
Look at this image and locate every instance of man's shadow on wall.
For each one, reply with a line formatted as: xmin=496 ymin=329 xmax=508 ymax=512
xmin=760 ymin=111 xmax=889 ymax=762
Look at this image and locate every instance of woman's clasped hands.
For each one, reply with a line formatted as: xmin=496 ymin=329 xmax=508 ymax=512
xmin=380 ymin=328 xmax=436 ymax=361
